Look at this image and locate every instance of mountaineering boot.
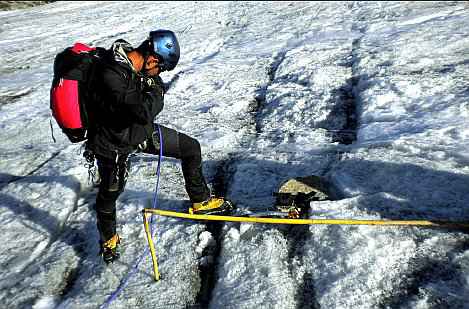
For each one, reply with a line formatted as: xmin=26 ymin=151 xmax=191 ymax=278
xmin=189 ymin=197 xmax=234 ymax=215
xmin=100 ymin=234 xmax=121 ymax=264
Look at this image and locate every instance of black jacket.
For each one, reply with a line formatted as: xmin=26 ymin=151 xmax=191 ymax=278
xmin=87 ymin=40 xmax=164 ymax=159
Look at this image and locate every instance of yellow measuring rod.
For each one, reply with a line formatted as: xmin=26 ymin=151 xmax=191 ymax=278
xmin=142 ymin=208 xmax=469 ymax=281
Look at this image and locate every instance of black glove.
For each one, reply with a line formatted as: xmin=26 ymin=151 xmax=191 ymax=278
xmin=142 ymin=76 xmax=165 ymax=96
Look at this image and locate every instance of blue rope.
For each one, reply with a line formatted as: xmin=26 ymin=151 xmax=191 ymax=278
xmin=100 ymin=125 xmax=163 ymax=309
xmin=150 ymin=125 xmax=163 ymax=229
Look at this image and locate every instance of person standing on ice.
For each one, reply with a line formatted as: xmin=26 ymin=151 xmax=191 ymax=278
xmin=85 ymin=30 xmax=233 ymax=264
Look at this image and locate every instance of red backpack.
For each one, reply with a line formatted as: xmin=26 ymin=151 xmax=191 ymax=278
xmin=50 ymin=42 xmax=105 ymax=143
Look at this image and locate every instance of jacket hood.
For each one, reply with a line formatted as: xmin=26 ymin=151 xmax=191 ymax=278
xmin=110 ymin=39 xmax=135 ymax=71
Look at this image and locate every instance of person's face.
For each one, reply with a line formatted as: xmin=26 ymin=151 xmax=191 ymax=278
xmin=145 ymin=54 xmax=160 ymax=76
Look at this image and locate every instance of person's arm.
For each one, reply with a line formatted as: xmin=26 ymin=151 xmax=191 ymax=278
xmin=101 ymin=67 xmax=163 ymax=125
xmin=141 ymin=75 xmax=165 ymax=119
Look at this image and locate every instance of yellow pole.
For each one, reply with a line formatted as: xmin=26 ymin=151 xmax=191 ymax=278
xmin=142 ymin=208 xmax=469 ymax=281
xmin=142 ymin=208 xmax=469 ymax=229
xmin=142 ymin=211 xmax=160 ymax=281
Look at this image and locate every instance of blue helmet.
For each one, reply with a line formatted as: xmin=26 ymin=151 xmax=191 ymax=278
xmin=149 ymin=29 xmax=180 ymax=71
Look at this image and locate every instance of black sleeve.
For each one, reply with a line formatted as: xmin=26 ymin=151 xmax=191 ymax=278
xmin=143 ymin=90 xmax=164 ymax=118
xmin=101 ymin=67 xmax=164 ymax=125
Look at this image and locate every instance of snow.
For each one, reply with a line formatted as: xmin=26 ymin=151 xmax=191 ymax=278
xmin=32 ymin=295 xmax=58 ymax=309
xmin=1 ymin=1 xmax=469 ymax=308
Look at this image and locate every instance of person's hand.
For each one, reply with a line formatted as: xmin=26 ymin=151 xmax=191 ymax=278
xmin=142 ymin=76 xmax=165 ymax=95
xmin=144 ymin=54 xmax=160 ymax=77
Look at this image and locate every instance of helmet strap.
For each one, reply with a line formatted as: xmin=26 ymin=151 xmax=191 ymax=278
xmin=140 ymin=53 xmax=150 ymax=76
xmin=136 ymin=39 xmax=151 ymax=76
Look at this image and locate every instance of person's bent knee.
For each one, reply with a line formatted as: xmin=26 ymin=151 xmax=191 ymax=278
xmin=179 ymin=133 xmax=201 ymax=159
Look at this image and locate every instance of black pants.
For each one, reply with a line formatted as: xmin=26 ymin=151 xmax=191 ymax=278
xmin=94 ymin=124 xmax=210 ymax=242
